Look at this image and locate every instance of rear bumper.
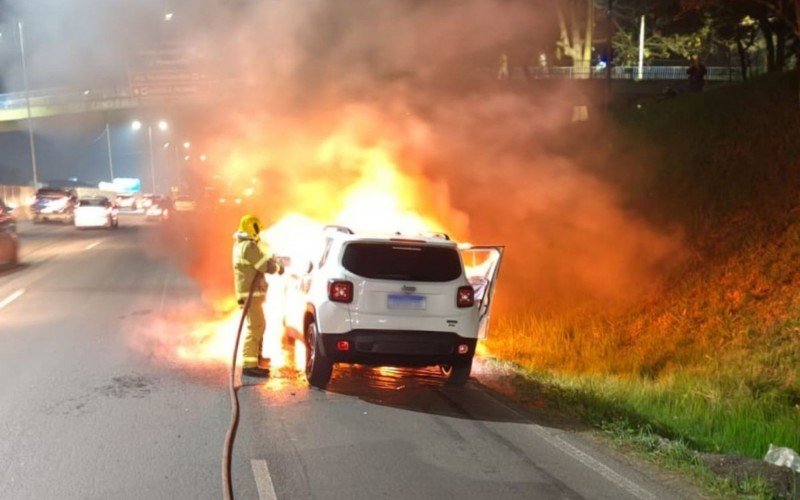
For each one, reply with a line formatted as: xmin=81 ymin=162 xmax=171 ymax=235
xmin=320 ymin=330 xmax=476 ymax=367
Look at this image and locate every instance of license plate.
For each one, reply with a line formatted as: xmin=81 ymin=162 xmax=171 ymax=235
xmin=387 ymin=294 xmax=427 ymax=310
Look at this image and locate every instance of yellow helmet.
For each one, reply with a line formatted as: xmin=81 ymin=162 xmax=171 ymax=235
xmin=238 ymin=214 xmax=263 ymax=240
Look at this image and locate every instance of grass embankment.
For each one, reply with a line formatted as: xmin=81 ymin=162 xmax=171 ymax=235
xmin=486 ymin=72 xmax=800 ymax=482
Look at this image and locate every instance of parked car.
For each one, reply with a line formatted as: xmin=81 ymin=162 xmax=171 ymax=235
xmin=145 ymin=198 xmax=173 ymax=221
xmin=74 ymin=196 xmax=119 ymax=229
xmin=0 ymin=198 xmax=18 ymax=266
xmin=31 ymin=188 xmax=77 ymax=224
xmin=282 ymin=225 xmax=503 ymax=388
xmin=115 ymin=194 xmax=139 ymax=211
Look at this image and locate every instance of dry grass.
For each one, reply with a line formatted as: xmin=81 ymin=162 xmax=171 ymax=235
xmin=485 ymin=72 xmax=800 ymax=461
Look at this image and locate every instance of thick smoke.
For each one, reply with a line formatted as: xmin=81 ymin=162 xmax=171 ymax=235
xmin=2 ymin=0 xmax=683 ymax=313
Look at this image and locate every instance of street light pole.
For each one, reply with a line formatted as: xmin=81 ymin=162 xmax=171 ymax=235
xmin=18 ymin=21 xmax=38 ymax=188
xmin=605 ymin=0 xmax=614 ymax=108
xmin=105 ymin=123 xmax=115 ymax=181
xmin=147 ymin=125 xmax=156 ymax=193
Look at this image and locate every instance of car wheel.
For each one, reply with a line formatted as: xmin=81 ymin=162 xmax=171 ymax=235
xmin=440 ymin=358 xmax=473 ymax=386
xmin=304 ymin=321 xmax=332 ymax=389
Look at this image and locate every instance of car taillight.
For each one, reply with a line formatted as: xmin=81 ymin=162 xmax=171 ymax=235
xmin=328 ymin=280 xmax=354 ymax=303
xmin=457 ymin=286 xmax=474 ymax=308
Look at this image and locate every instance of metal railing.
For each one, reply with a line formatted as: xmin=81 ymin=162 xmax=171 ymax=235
xmin=485 ymin=65 xmax=745 ymax=82
xmin=0 ymin=86 xmax=134 ymax=110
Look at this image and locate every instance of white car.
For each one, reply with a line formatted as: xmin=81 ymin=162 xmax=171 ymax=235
xmin=74 ymin=197 xmax=119 ymax=229
xmin=115 ymin=194 xmax=139 ymax=211
xmin=282 ymin=226 xmax=503 ymax=388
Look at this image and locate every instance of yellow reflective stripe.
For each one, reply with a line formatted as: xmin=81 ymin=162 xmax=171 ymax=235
xmin=242 ymin=356 xmax=259 ymax=368
xmin=255 ymin=254 xmax=271 ymax=272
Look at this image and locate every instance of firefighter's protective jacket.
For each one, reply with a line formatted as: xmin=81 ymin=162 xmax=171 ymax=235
xmin=232 ymin=231 xmax=280 ymax=300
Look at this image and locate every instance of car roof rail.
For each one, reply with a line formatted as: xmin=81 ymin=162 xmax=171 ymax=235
xmin=323 ymin=224 xmax=354 ymax=235
xmin=420 ymin=231 xmax=451 ymax=241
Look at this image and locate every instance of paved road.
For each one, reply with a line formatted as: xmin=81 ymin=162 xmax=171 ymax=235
xmin=0 ymin=216 xmax=690 ymax=499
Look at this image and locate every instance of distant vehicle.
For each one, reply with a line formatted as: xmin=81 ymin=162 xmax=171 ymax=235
xmin=32 ymin=188 xmax=77 ymax=224
xmin=282 ymin=226 xmax=503 ymax=388
xmin=140 ymin=194 xmax=163 ymax=210
xmin=74 ymin=197 xmax=119 ymax=230
xmin=173 ymin=195 xmax=196 ymax=212
xmin=145 ymin=198 xmax=172 ymax=221
xmin=115 ymin=194 xmax=139 ymax=211
xmin=0 ymin=198 xmax=19 ymax=265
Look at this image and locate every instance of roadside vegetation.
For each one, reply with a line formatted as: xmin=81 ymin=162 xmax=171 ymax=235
xmin=485 ymin=72 xmax=800 ymax=496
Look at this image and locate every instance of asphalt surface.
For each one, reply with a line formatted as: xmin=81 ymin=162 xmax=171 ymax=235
xmin=0 ymin=215 xmax=691 ymax=499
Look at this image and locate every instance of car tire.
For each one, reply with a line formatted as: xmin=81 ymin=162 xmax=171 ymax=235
xmin=305 ymin=321 xmax=332 ymax=389
xmin=440 ymin=358 xmax=473 ymax=386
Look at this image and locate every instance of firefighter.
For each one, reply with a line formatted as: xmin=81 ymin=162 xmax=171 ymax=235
xmin=233 ymin=214 xmax=283 ymax=378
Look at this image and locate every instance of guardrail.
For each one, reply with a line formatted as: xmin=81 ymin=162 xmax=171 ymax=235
xmin=483 ymin=65 xmax=745 ymax=82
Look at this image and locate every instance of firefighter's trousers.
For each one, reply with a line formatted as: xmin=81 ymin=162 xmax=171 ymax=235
xmin=242 ymin=296 xmax=266 ymax=369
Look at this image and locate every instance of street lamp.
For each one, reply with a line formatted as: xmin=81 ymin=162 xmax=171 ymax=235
xmin=131 ymin=119 xmax=168 ymax=193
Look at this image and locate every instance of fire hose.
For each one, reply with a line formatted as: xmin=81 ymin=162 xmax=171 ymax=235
xmin=221 ymin=273 xmax=259 ymax=500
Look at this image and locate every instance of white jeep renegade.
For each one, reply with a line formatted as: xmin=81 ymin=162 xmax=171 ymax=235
xmin=282 ymin=226 xmax=503 ymax=388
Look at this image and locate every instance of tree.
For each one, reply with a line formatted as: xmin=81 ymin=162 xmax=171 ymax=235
xmin=555 ymin=0 xmax=598 ymax=72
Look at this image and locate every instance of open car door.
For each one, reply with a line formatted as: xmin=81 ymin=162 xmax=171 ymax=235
xmin=460 ymin=246 xmax=504 ymax=339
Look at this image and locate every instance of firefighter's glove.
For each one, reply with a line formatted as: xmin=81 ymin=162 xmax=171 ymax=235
xmin=265 ymin=259 xmax=279 ymax=275
xmin=278 ymin=263 xmax=285 ymax=276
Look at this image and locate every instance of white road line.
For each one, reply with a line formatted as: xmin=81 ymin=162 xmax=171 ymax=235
xmin=477 ymin=389 xmax=657 ymax=500
xmin=84 ymin=241 xmax=102 ymax=251
xmin=0 ymin=289 xmax=25 ymax=311
xmin=251 ymin=459 xmax=278 ymax=500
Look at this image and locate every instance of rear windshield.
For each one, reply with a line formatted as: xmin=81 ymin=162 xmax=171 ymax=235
xmin=79 ymin=199 xmax=107 ymax=207
xmin=342 ymin=242 xmax=462 ymax=282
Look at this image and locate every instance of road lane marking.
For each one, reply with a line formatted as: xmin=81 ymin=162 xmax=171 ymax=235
xmin=84 ymin=241 xmax=102 ymax=250
xmin=0 ymin=289 xmax=25 ymax=311
xmin=251 ymin=459 xmax=278 ymax=500
xmin=476 ymin=389 xmax=657 ymax=500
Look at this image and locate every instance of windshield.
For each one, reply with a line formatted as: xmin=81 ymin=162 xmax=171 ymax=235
xmin=342 ymin=242 xmax=462 ymax=282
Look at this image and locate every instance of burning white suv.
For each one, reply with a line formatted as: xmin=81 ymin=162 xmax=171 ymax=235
xmin=282 ymin=226 xmax=503 ymax=388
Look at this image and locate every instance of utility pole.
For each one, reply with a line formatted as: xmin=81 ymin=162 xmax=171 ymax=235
xmin=606 ymin=0 xmax=614 ymax=107
xmin=637 ymin=15 xmax=645 ymax=81
xmin=105 ymin=123 xmax=115 ymax=181
xmin=18 ymin=21 xmax=38 ymax=188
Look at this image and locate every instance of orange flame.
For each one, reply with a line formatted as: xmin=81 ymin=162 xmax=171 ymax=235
xmin=163 ymin=126 xmax=469 ymax=368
